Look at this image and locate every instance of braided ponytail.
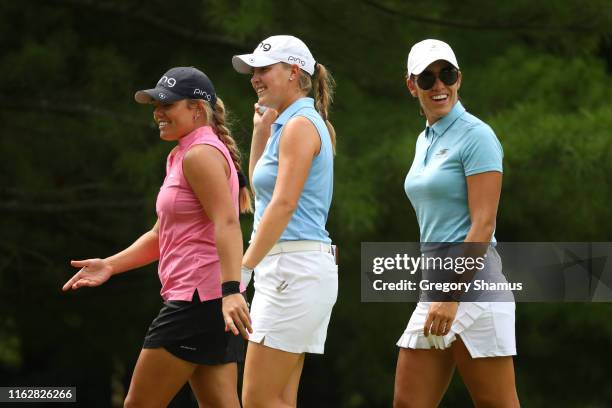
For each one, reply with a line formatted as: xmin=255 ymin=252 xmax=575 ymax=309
xmin=297 ymin=63 xmax=337 ymax=153
xmin=194 ymin=98 xmax=253 ymax=214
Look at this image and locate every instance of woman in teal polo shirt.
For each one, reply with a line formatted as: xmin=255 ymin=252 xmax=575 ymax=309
xmin=232 ymin=35 xmax=338 ymax=407
xmin=394 ymin=39 xmax=520 ymax=407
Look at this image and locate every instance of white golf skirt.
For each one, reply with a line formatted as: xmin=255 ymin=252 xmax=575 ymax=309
xmin=249 ymin=250 xmax=338 ymax=354
xmin=397 ymin=301 xmax=516 ymax=358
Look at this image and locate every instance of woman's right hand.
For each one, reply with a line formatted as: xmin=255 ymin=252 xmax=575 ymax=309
xmin=424 ymin=301 xmax=459 ymax=337
xmin=222 ymin=293 xmax=253 ymax=340
xmin=252 ymin=103 xmax=278 ymax=134
xmin=62 ymin=259 xmax=113 ymax=291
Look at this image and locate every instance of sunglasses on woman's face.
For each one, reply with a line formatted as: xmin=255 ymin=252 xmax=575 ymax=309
xmin=415 ymin=68 xmax=459 ymax=90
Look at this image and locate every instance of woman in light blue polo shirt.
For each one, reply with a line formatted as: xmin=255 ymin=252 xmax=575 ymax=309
xmin=231 ymin=35 xmax=338 ymax=407
xmin=394 ymin=39 xmax=520 ymax=407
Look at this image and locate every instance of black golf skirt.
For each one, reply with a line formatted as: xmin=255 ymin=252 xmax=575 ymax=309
xmin=143 ymin=290 xmax=244 ymax=365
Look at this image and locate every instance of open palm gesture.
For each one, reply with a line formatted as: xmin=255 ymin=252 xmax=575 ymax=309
xmin=62 ymin=258 xmax=113 ymax=291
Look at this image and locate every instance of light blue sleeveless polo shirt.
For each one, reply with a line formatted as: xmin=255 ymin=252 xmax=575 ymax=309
xmin=404 ymin=101 xmax=503 ymax=243
xmin=252 ymin=97 xmax=333 ymax=243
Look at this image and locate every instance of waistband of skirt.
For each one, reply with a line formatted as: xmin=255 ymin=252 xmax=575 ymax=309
xmin=267 ymin=240 xmax=333 ymax=256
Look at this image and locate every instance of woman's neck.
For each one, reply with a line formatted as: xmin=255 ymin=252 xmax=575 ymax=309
xmin=276 ymin=92 xmax=307 ymax=115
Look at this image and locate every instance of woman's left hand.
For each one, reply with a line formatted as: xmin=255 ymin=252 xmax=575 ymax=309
xmin=222 ymin=293 xmax=252 ymax=339
xmin=424 ymin=301 xmax=459 ymax=336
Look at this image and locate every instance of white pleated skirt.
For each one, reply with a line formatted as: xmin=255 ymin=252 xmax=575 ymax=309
xmin=396 ymin=301 xmax=516 ymax=358
xmin=249 ymin=250 xmax=338 ymax=354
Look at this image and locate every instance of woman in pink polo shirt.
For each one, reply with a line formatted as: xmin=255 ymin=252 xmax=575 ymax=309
xmin=63 ymin=67 xmax=253 ymax=407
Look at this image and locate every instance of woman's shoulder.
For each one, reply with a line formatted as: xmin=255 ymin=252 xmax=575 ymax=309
xmin=281 ymin=116 xmax=320 ymax=143
xmin=290 ymin=106 xmax=324 ymax=125
xmin=456 ymin=111 xmax=497 ymax=140
xmin=457 ymin=109 xmax=488 ymax=128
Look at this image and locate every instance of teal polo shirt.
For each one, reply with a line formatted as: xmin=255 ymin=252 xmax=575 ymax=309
xmin=404 ymin=101 xmax=503 ymax=243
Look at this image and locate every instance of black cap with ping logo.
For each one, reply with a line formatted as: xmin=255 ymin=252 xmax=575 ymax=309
xmin=134 ymin=67 xmax=217 ymax=106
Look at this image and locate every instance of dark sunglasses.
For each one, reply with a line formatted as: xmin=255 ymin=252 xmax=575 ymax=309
xmin=415 ymin=68 xmax=459 ymax=90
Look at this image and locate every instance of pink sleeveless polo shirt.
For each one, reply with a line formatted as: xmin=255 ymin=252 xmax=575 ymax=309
xmin=155 ymin=125 xmax=240 ymax=301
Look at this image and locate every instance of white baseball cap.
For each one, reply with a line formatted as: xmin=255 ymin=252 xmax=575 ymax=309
xmin=407 ymin=39 xmax=459 ymax=76
xmin=232 ymin=35 xmax=316 ymax=76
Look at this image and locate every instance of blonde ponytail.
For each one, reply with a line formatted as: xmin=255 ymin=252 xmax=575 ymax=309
xmin=298 ymin=63 xmax=337 ymax=153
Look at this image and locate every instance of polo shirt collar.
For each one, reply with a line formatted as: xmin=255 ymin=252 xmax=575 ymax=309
xmin=425 ymin=101 xmax=466 ymax=139
xmin=178 ymin=125 xmax=214 ymax=150
xmin=274 ymin=97 xmax=314 ymax=127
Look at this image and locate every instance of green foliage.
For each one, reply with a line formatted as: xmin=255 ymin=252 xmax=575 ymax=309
xmin=1 ymin=0 xmax=611 ymax=406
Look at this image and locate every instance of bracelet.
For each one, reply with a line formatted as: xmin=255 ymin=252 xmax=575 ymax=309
xmin=221 ymin=281 xmax=241 ymax=297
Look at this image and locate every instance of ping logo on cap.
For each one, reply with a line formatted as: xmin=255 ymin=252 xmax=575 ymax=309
xmin=259 ymin=42 xmax=271 ymax=51
xmin=193 ymin=88 xmax=212 ymax=101
xmin=158 ymin=75 xmax=177 ymax=87
xmin=287 ymin=55 xmax=305 ymax=66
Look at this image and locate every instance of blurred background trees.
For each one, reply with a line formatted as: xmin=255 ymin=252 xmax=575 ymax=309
xmin=1 ymin=0 xmax=611 ymax=406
